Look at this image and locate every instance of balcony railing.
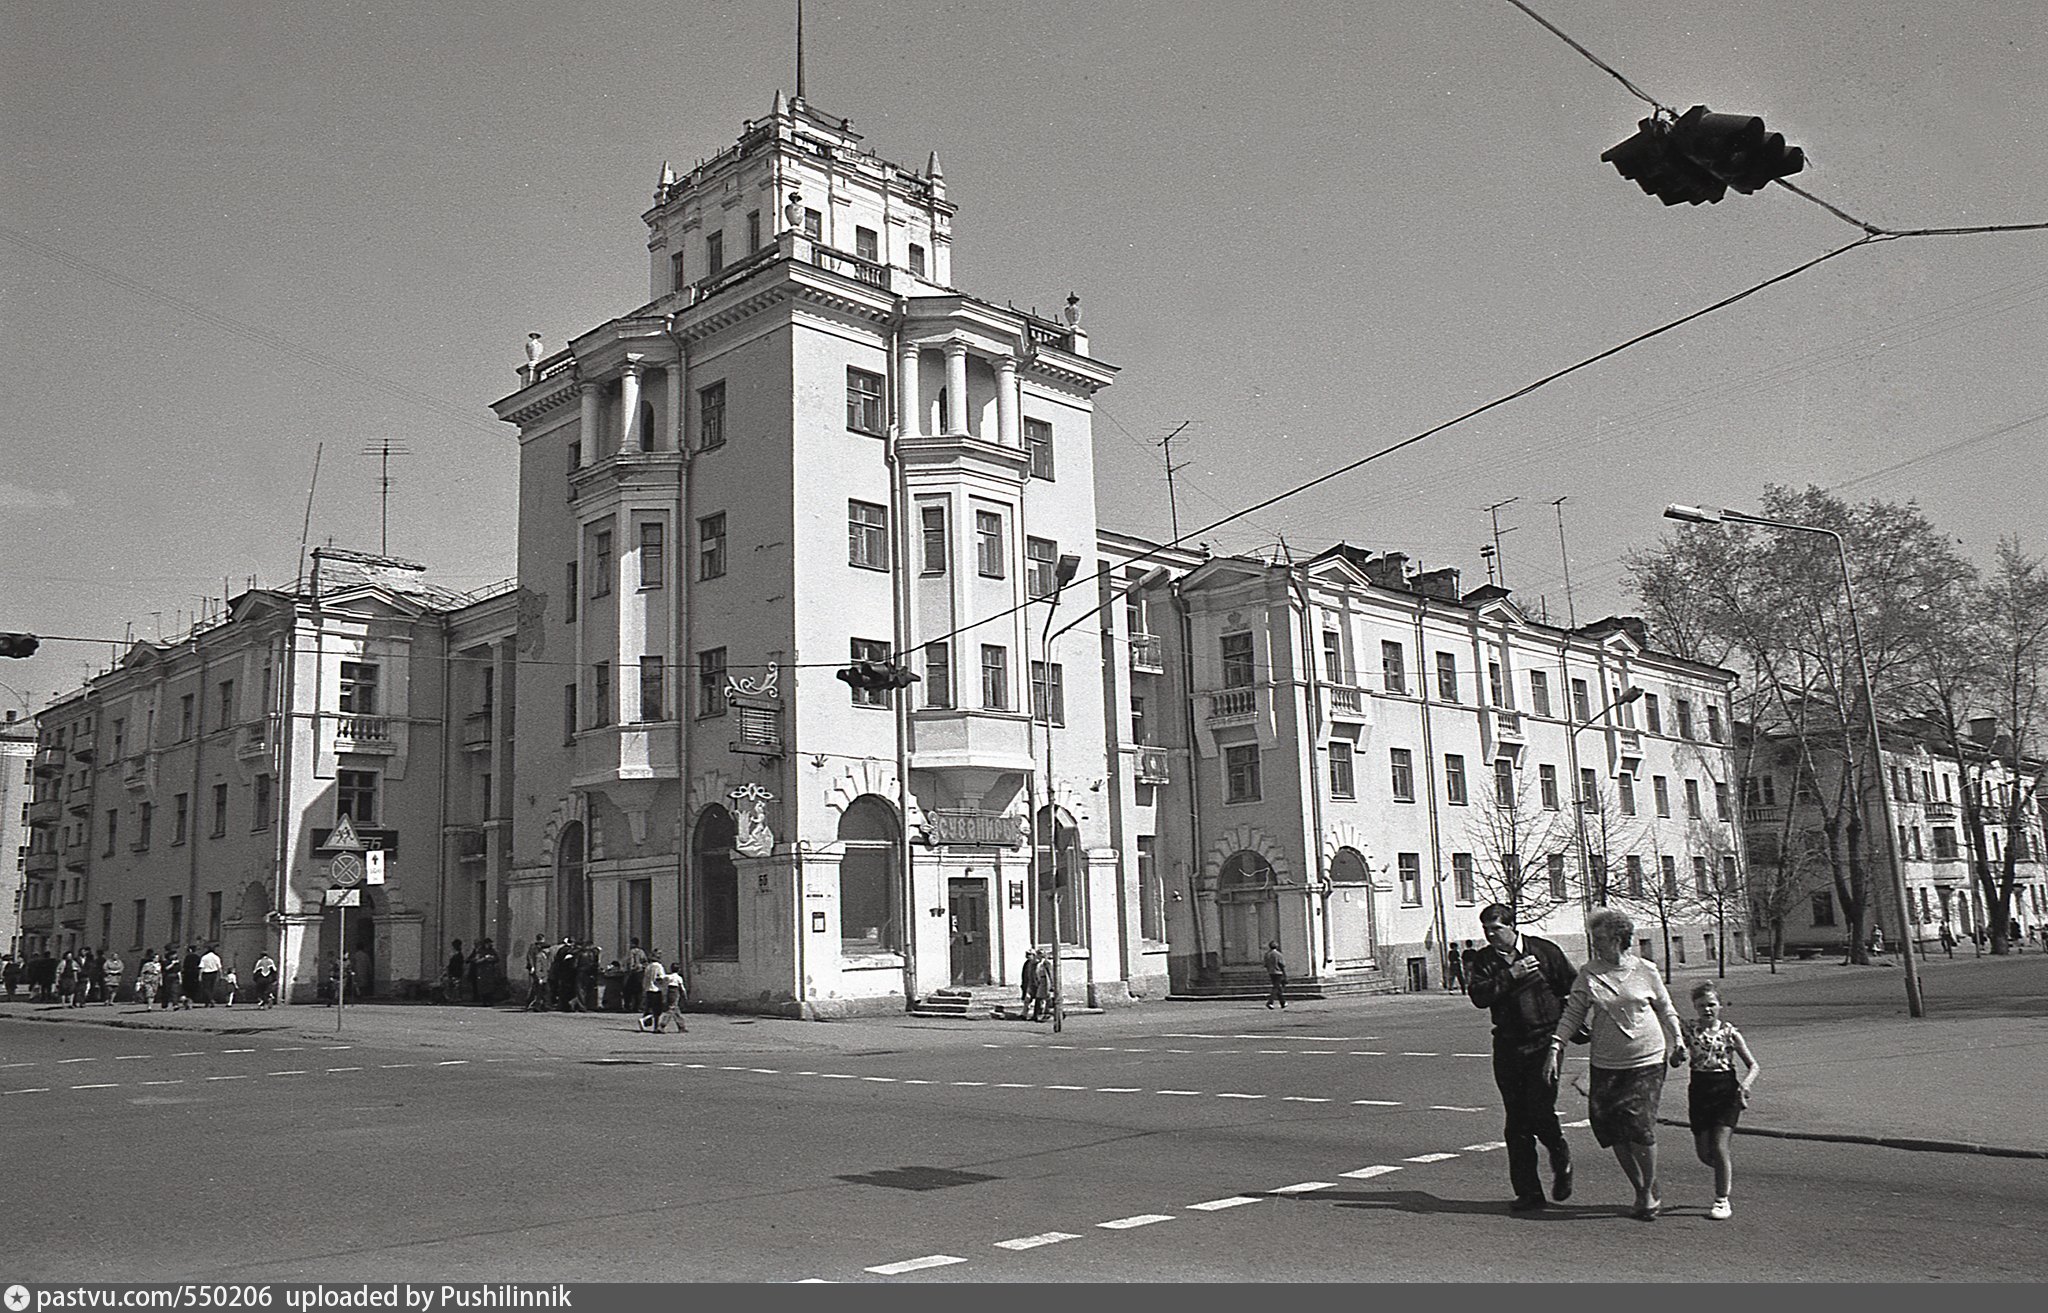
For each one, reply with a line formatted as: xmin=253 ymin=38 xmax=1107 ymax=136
xmin=1326 ymin=685 xmax=1367 ymax=718
xmin=122 ymin=756 xmax=148 ymax=785
xmin=32 ymin=747 xmax=64 ymax=777
xmin=1491 ymin=708 xmax=1525 ymax=740
xmin=1744 ymin=804 xmax=1785 ymax=825
xmin=335 ymin=716 xmax=395 ymax=751
xmin=235 ymin=723 xmax=269 ymax=759
xmin=1129 ymin=632 xmax=1165 ymax=674
xmin=27 ymin=797 xmax=61 ymax=827
xmin=1135 ymin=746 xmax=1171 ymax=785
xmin=809 ymin=243 xmax=890 ymax=287
xmin=1923 ymin=800 xmax=1957 ymax=820
xmin=463 ymin=711 xmax=493 ymax=749
xmin=1207 ymin=688 xmax=1258 ymax=723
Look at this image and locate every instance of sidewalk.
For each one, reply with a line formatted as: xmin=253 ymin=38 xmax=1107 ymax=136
xmin=6 ymin=950 xmax=2044 ymax=1156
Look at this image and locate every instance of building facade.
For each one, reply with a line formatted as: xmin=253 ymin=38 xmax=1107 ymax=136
xmin=3 ymin=711 xmax=34 ymax=957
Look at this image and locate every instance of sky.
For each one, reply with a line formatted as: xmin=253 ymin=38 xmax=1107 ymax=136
xmin=4 ymin=0 xmax=2044 ymax=710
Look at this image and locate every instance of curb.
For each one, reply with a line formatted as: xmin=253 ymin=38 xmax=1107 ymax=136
xmin=1655 ymin=1115 xmax=2048 ymax=1161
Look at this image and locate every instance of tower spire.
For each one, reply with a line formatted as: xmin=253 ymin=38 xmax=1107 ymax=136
xmin=795 ymin=0 xmax=805 ymax=102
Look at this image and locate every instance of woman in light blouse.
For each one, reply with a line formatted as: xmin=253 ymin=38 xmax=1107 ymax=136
xmin=1546 ymin=908 xmax=1687 ymax=1219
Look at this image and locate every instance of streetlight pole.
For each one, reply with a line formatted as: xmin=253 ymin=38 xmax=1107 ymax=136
xmin=1567 ymin=683 xmax=1644 ymax=940
xmin=1664 ymin=504 xmax=1925 ymax=1019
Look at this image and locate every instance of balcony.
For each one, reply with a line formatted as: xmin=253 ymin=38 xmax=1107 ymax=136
xmin=1491 ymin=708 xmax=1525 ymax=741
xmin=1129 ymin=632 xmax=1165 ymax=675
xmin=462 ymin=711 xmax=493 ymax=751
xmin=1325 ymin=684 xmax=1368 ymax=720
xmin=27 ymin=797 xmax=61 ymax=827
xmin=334 ymin=716 xmax=396 ymax=755
xmin=1135 ymin=746 xmax=1171 ymax=786
xmin=1923 ymin=800 xmax=1956 ymax=821
xmin=235 ymin=723 xmax=269 ymax=760
xmin=122 ymin=755 xmax=150 ymax=789
xmin=1207 ymin=688 xmax=1258 ymax=724
xmin=66 ymin=795 xmax=91 ymax=816
xmin=907 ymin=712 xmax=1033 ymax=774
xmin=454 ymin=827 xmax=488 ymax=864
xmin=571 ymin=721 xmax=680 ymax=788
xmin=24 ymin=850 xmax=58 ymax=876
xmin=1744 ymin=804 xmax=1785 ymax=825
xmin=32 ymin=747 xmax=64 ymax=777
xmin=1617 ymin=728 xmax=1643 ymax=754
xmin=808 ymin=243 xmax=890 ymax=288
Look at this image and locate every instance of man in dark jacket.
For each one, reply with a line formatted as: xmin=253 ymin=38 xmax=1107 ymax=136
xmin=1467 ymin=903 xmax=1577 ymax=1212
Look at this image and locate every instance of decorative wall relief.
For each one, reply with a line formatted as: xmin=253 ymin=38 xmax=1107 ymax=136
xmin=731 ymin=782 xmax=777 ymax=857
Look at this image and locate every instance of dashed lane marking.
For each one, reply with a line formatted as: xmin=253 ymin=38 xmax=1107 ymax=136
xmin=749 ymin=1068 xmax=781 ymax=1075
xmin=57 ymin=1057 xmax=97 ymax=1064
xmin=993 ymin=1082 xmax=1036 ymax=1089
xmin=1352 ymin=1099 xmax=1402 ymax=1107
xmin=0 ymin=1062 xmax=36 ymax=1069
xmin=1156 ymin=1090 xmax=1202 ymax=1096
xmin=860 ymin=1076 xmax=898 ymax=1083
xmin=5 ymin=1088 xmax=51 ymax=1095
xmin=268 ymin=1071 xmax=308 ymax=1077
xmin=437 ymin=1060 xmax=468 ymax=1066
xmin=818 ymin=1073 xmax=856 ymax=1080
xmin=271 ymin=1047 xmax=304 ymax=1052
xmin=172 ymin=1052 xmax=204 ymax=1057
xmin=1564 ymin=1118 xmax=1592 ymax=1128
xmin=1281 ymin=1096 xmax=1332 ymax=1103
xmin=1097 ymin=1214 xmax=1174 ymax=1230
xmin=1341 ymin=1165 xmax=1403 ymax=1180
xmin=950 ymin=1081 xmax=986 ymax=1087
xmin=900 ymin=1079 xmax=934 ymax=1085
xmin=1350 ymin=1051 xmax=1388 ymax=1056
xmin=1097 ymin=1087 xmax=1142 ymax=1093
xmin=1404 ymin=1152 xmax=1459 ymax=1164
xmin=205 ymin=1075 xmax=247 ymax=1082
xmin=1046 ymin=1084 xmax=1088 ymax=1091
xmin=1188 ymin=1196 xmax=1261 ymax=1211
xmin=140 ymin=1080 xmax=184 ymax=1087
xmin=1400 ymin=1052 xmax=1440 ymax=1057
xmin=1454 ymin=1052 xmax=1491 ymax=1058
xmin=114 ymin=1055 xmax=149 ymax=1061
xmin=1270 ymin=1181 xmax=1334 ymax=1194
xmin=1429 ymin=1105 xmax=1483 ymax=1113
xmin=865 ymin=1255 xmax=965 ymax=1276
xmin=379 ymin=1063 xmax=416 ymax=1069
xmin=327 ymin=1068 xmax=361 ymax=1073
xmin=320 ymin=1045 xmax=351 ymax=1050
xmin=1461 ymin=1142 xmax=1508 ymax=1152
xmin=994 ymin=1232 xmax=1082 ymax=1251
xmin=70 ymin=1083 xmax=119 ymax=1090
xmin=222 ymin=1049 xmax=255 ymax=1054
xmin=1215 ymin=1092 xmax=1265 ymax=1100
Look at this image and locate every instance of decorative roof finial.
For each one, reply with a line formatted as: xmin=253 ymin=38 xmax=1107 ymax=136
xmin=773 ymin=88 xmax=787 ymax=119
xmin=655 ymin=160 xmax=677 ymax=202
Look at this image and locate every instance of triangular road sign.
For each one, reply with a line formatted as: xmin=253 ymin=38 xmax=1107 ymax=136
xmin=323 ymin=816 xmax=367 ymax=853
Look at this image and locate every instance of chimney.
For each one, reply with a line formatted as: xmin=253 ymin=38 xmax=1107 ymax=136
xmin=1968 ymin=716 xmax=1998 ymax=744
xmin=1413 ymin=566 xmax=1462 ymax=602
xmin=1362 ymin=552 xmax=1411 ymax=590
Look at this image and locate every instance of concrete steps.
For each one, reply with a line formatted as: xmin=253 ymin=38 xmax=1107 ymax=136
xmin=1170 ymin=968 xmax=1401 ymax=1002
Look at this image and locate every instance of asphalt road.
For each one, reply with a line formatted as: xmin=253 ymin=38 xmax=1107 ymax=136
xmin=4 ymin=994 xmax=2044 ymax=1283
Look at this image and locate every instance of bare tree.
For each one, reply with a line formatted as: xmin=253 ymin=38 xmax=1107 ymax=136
xmin=1459 ymin=768 xmax=1579 ymax=925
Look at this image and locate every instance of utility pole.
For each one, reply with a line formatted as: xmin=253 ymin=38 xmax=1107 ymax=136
xmin=358 ymin=438 xmax=412 ymax=557
xmin=1552 ymin=497 xmax=1578 ymax=628
xmin=1158 ymin=421 xmax=1191 ymax=544
xmin=1482 ymin=497 xmax=1519 ymax=586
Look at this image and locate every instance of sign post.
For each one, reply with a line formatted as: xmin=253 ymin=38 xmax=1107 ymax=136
xmin=319 ymin=817 xmax=369 ymax=1032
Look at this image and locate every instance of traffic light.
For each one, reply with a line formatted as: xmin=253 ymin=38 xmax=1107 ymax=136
xmin=835 ymin=660 xmax=920 ymax=692
xmin=0 ymin=633 xmax=39 ymax=659
xmin=1602 ymin=105 xmax=1803 ymax=205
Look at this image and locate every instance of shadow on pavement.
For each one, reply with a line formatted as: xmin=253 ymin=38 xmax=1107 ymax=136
xmin=1325 ymin=1189 xmax=1620 ymax=1221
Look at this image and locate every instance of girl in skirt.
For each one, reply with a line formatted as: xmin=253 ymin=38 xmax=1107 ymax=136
xmin=1682 ymin=981 xmax=1760 ymax=1219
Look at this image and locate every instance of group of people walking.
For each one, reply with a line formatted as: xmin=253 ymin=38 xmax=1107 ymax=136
xmin=1469 ymin=903 xmax=1760 ymax=1222
xmin=520 ymin=934 xmax=686 ymax=1029
xmin=440 ymin=937 xmax=509 ymax=1004
xmin=0 ymin=943 xmax=280 ymax=1009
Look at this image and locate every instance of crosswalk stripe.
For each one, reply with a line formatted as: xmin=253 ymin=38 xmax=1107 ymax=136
xmin=1097 ymin=1214 xmax=1174 ymax=1230
xmin=1341 ymin=1165 xmax=1403 ymax=1179
xmin=1404 ymin=1152 xmax=1459 ymax=1163
xmin=865 ymin=1255 xmax=965 ymax=1276
xmin=1461 ymin=1142 xmax=1508 ymax=1152
xmin=995 ymin=1232 xmax=1082 ymax=1251
xmin=1270 ymin=1181 xmax=1334 ymax=1194
xmin=1188 ymin=1196 xmax=1261 ymax=1211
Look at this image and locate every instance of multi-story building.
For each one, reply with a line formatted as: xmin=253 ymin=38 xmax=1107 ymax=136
xmin=3 ymin=710 xmax=35 ymax=956
xmin=491 ymin=91 xmax=1123 ymax=1016
xmin=1741 ymin=718 xmax=2047 ymax=954
xmin=19 ymin=549 xmax=515 ymax=999
xmin=1097 ymin=537 xmax=1749 ymax=996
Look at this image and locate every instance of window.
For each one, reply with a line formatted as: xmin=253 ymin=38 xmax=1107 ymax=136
xmin=1613 ymin=687 xmax=1635 ymax=728
xmin=1487 ymin=661 xmax=1505 ymax=706
xmin=695 ymin=807 xmax=740 ymax=959
xmin=168 ymin=896 xmax=183 ymax=948
xmin=1693 ymin=856 xmax=1710 ymax=895
xmin=1399 ymin=853 xmax=1422 ymax=906
xmin=565 ymin=563 xmax=578 ymax=621
xmin=1391 ymin=748 xmax=1416 ymax=802
xmin=1027 ymin=537 xmax=1060 ymax=599
xmin=111 ymin=718 xmax=124 ymax=760
xmin=854 ymin=225 xmax=878 ymax=262
xmin=133 ymin=899 xmax=147 ymax=949
xmin=1707 ymin=703 xmax=1725 ymax=742
xmin=1225 ymin=744 xmax=1262 ymax=803
xmin=253 ymin=775 xmax=271 ymax=830
xmin=849 ymin=639 xmax=892 ymax=707
xmin=980 ymin=645 xmax=1009 ymax=711
xmin=336 ymin=770 xmax=377 ymax=825
xmin=1329 ymin=741 xmax=1355 ymax=799
xmin=920 ymin=504 xmax=947 ymax=574
xmin=104 ymin=808 xmax=117 ymax=856
xmin=846 ymin=367 xmax=886 ymax=435
xmin=1444 ymin=754 xmax=1467 ymax=805
xmin=563 ymin=683 xmax=577 ymax=742
xmin=1138 ymin=836 xmax=1164 ymax=941
xmin=697 ymin=513 xmax=726 ymax=579
xmin=697 ymin=648 xmax=726 ymax=718
xmin=1539 ymin=764 xmax=1560 ymax=810
xmin=1676 ymin=698 xmax=1694 ymax=739
xmin=179 ymin=694 xmax=195 ymax=740
xmin=1932 ymin=827 xmax=1958 ymax=860
xmin=1548 ymin=853 xmax=1568 ymax=900
xmin=848 ymin=500 xmax=889 ymax=570
xmin=1221 ymin=633 xmax=1256 ymax=689
xmin=1494 ymin=758 xmax=1516 ymax=808
xmin=974 ymin=510 xmax=1004 ymax=577
xmin=697 ymin=381 xmax=726 ymax=450
xmin=1580 ymin=767 xmax=1599 ymax=810
xmin=1130 ymin=695 xmax=1148 ymax=745
xmin=1714 ymin=781 xmax=1731 ymax=821
xmin=1452 ymin=852 xmax=1476 ymax=904
xmin=1321 ymin=630 xmax=1344 ymax=685
xmin=1529 ymin=670 xmax=1551 ymax=717
xmin=639 ymin=656 xmax=665 ymax=722
xmin=1571 ymin=678 xmax=1592 ymax=722
xmin=1435 ymin=652 xmax=1459 ymax=702
xmin=218 ymin=679 xmax=236 ymax=727
xmin=211 ymin=783 xmax=228 ymax=837
xmin=1619 ymin=773 xmax=1637 ymax=816
xmin=1625 ymin=855 xmax=1644 ymax=898
xmin=747 ymin=210 xmax=761 ymax=251
xmin=591 ymin=531 xmax=613 ymax=596
xmin=638 ymin=522 xmax=665 ymax=588
xmin=908 ymin=242 xmax=926 ymax=277
xmin=802 ymin=208 xmax=822 ymax=238
xmin=137 ymin=802 xmax=153 ymax=849
xmin=1024 ymin=417 xmax=1055 ymax=480
xmin=705 ymin=230 xmax=723 ymax=274
xmin=1811 ymin=890 xmax=1836 ymax=926
xmin=1684 ymin=779 xmax=1702 ymax=819
xmin=1662 ymin=856 xmax=1679 ymax=898
xmin=590 ymin=661 xmax=612 ymax=727
xmin=1654 ymin=775 xmax=1671 ymax=817
xmin=1590 ymin=854 xmax=1607 ymax=901
xmin=1381 ymin=641 xmax=1407 ymax=694
xmin=170 ymin=793 xmax=188 ymax=845
xmin=923 ymin=642 xmax=952 ymax=708
xmin=1643 ymin=693 xmax=1662 ymax=734
xmin=1031 ymin=660 xmax=1066 ymax=725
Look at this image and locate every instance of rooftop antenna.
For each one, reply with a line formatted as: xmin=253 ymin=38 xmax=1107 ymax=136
xmin=359 ymin=437 xmax=411 ymax=556
xmin=1482 ymin=497 xmax=1519 ymax=586
xmin=1479 ymin=543 xmax=1499 ymax=587
xmin=296 ymin=442 xmax=324 ymax=592
xmin=1158 ymin=420 xmax=1191 ymax=545
xmin=1552 ymin=496 xmax=1579 ymax=628
xmin=795 ymin=0 xmax=806 ymax=101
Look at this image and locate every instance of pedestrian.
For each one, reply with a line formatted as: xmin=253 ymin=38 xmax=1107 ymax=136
xmin=1 ymin=953 xmax=17 ymax=999
xmin=524 ymin=934 xmax=553 ymax=1012
xmin=1029 ymin=946 xmax=1054 ymax=1021
xmin=551 ymin=937 xmax=583 ymax=1012
xmin=348 ymin=946 xmax=372 ymax=998
xmin=100 ymin=949 xmax=125 ymax=1005
xmin=1548 ymin=907 xmax=1688 ymax=1221
xmin=2013 ymin=918 xmax=2025 ymax=953
xmin=1263 ymin=940 xmax=1287 ymax=1010
xmin=445 ymin=939 xmax=467 ymax=1004
xmin=319 ymin=953 xmax=339 ymax=1005
xmin=223 ymin=965 xmax=239 ymax=1007
xmin=1869 ymin=925 xmax=1884 ymax=955
xmin=1019 ymin=948 xmax=1041 ymax=1020
xmin=56 ymin=952 xmax=78 ymax=1007
xmin=88 ymin=949 xmax=108 ymax=1004
xmin=197 ymin=944 xmax=222 ymax=1007
xmin=662 ymin=963 xmax=688 ymax=1033
xmin=1469 ymin=903 xmax=1578 ymax=1213
xmin=575 ymin=939 xmax=601 ymax=1011
xmin=625 ymin=938 xmax=648 ymax=1018
xmin=252 ymin=953 xmax=279 ymax=1009
xmin=136 ymin=952 xmax=161 ymax=1006
xmin=180 ymin=944 xmax=202 ymax=1010
xmin=637 ymin=951 xmax=667 ymax=1032
xmin=1681 ymin=982 xmax=1760 ymax=1221
xmin=475 ymin=938 xmax=503 ymax=1004
xmin=1939 ymin=923 xmax=1956 ymax=959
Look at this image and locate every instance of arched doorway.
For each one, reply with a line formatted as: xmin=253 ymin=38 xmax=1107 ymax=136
xmin=693 ymin=807 xmax=738 ymax=959
xmin=1217 ymin=850 xmax=1278 ymax=966
xmin=556 ymin=820 xmax=588 ymax=944
xmin=320 ymin=887 xmax=380 ymax=998
xmin=1327 ymin=847 xmax=1376 ymax=965
xmin=1034 ymin=807 xmax=1083 ymax=946
xmin=838 ymin=796 xmax=900 ymax=955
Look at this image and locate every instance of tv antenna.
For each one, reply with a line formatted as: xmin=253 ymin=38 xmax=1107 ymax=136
xmin=1482 ymin=497 xmax=1520 ymax=586
xmin=359 ymin=438 xmax=412 ymax=556
xmin=1552 ymin=496 xmax=1578 ymax=628
xmin=1158 ymin=420 xmax=1191 ymax=545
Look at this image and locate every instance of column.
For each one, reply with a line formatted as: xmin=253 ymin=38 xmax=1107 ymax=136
xmin=944 ymin=341 xmax=969 ymax=437
xmin=619 ymin=359 xmax=644 ymax=454
xmin=995 ymin=355 xmax=1018 ymax=448
xmin=666 ymin=355 xmax=685 ymax=451
xmin=898 ymin=341 xmax=921 ymax=438
xmin=578 ymin=383 xmax=600 ymax=465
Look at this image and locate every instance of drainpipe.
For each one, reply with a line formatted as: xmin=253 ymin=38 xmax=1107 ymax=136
xmin=1285 ymin=560 xmax=1330 ymax=974
xmin=186 ymin=632 xmax=208 ymax=960
xmin=662 ymin=319 xmax=693 ymax=983
xmin=885 ymin=304 xmax=916 ymax=1006
xmin=435 ymin=618 xmax=452 ymax=979
xmin=1414 ymin=598 xmax=1449 ymax=988
xmin=1171 ymin=576 xmax=1207 ymax=982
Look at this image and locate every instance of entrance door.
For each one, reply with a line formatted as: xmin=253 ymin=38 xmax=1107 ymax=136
xmin=1217 ymin=851 xmax=1278 ymax=966
xmin=947 ymin=878 xmax=991 ymax=986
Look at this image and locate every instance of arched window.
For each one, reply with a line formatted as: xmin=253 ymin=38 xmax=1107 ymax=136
xmin=1035 ymin=807 xmax=1084 ymax=945
xmin=838 ymin=797 xmax=900 ymax=954
xmin=694 ymin=807 xmax=739 ymax=958
xmin=555 ymin=821 xmax=587 ymax=944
